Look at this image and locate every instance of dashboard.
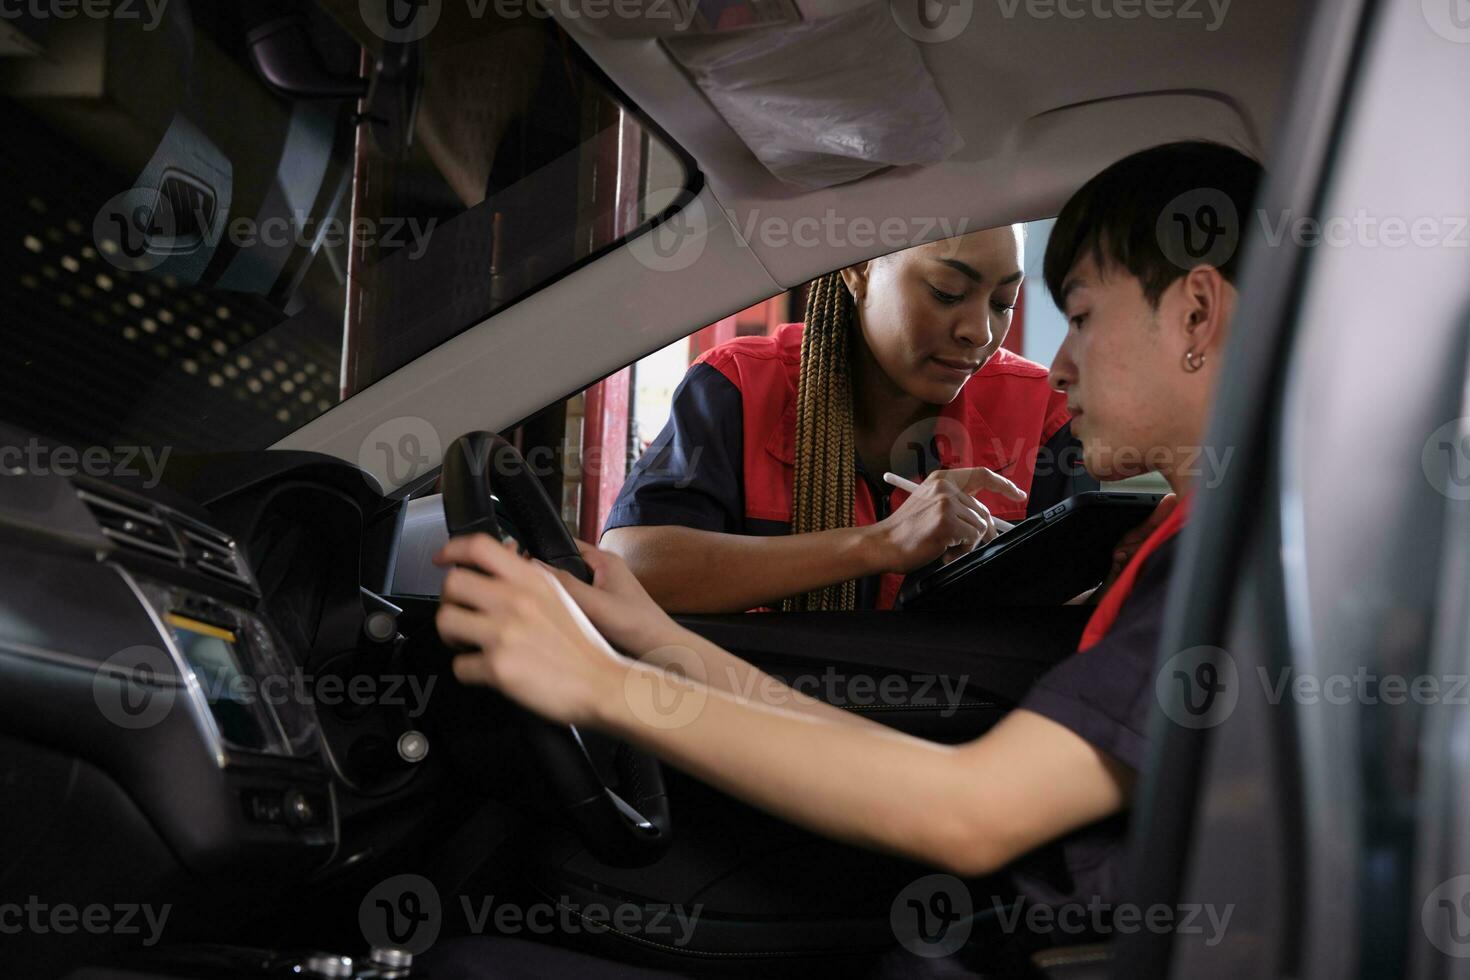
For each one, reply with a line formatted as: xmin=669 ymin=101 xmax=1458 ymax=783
xmin=0 ymin=445 xmax=463 ymax=969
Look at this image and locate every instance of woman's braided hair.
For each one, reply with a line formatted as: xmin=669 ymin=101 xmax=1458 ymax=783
xmin=781 ymin=272 xmax=860 ymax=612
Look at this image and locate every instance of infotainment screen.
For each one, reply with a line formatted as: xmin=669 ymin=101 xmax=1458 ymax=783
xmin=165 ymin=613 xmax=270 ymax=752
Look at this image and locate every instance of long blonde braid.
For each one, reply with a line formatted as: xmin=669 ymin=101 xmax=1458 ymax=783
xmin=781 ymin=272 xmax=859 ymax=612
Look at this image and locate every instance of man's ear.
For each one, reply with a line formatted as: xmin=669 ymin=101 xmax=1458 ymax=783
xmin=839 ymin=263 xmax=871 ymax=303
xmin=1180 ymin=265 xmax=1233 ymax=355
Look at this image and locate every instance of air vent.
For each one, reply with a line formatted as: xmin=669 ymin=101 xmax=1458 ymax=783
xmin=178 ymin=522 xmax=254 ymax=590
xmin=77 ymin=488 xmax=184 ymax=562
xmin=77 ymin=485 xmax=257 ymax=594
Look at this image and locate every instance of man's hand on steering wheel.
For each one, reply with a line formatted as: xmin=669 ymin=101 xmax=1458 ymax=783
xmin=434 ymin=534 xmax=629 ymax=729
xmin=538 ymin=540 xmax=682 ymax=658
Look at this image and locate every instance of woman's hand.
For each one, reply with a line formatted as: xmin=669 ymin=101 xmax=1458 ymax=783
xmin=433 ymin=534 xmax=629 ymax=727
xmin=867 ymin=467 xmax=1027 ymax=573
xmin=539 ymin=540 xmax=682 ymax=657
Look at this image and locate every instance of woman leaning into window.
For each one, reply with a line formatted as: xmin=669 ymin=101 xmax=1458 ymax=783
xmin=601 ymin=227 xmax=1096 ymax=613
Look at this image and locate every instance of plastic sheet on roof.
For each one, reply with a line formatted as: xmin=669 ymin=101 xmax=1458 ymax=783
xmin=666 ymin=2 xmax=964 ymax=190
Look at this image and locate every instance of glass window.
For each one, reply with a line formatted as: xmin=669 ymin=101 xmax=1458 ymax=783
xmin=0 ymin=1 xmax=693 ymax=454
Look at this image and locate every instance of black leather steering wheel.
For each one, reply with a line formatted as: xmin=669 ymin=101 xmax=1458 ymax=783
xmin=441 ymin=431 xmax=672 ymax=867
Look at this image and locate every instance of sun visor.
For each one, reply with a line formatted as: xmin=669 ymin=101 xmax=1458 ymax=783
xmin=665 ymin=3 xmax=964 ymax=190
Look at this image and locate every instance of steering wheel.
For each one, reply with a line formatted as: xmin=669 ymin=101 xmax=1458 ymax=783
xmin=440 ymin=431 xmax=672 ymax=867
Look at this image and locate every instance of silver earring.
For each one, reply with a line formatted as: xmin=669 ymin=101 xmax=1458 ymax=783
xmin=1183 ymin=348 xmax=1206 ymax=373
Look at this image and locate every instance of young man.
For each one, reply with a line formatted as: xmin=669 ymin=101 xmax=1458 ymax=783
xmin=429 ymin=140 xmax=1263 ymax=970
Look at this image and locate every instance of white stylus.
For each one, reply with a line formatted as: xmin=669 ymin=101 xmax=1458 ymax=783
xmin=882 ymin=471 xmax=1010 ymax=536
xmin=881 ymin=472 xmax=921 ymax=494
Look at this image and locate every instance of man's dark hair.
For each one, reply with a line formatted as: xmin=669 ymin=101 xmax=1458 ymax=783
xmin=1043 ymin=140 xmax=1265 ymax=307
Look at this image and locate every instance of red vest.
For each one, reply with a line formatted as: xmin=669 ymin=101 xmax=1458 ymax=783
xmin=696 ymin=323 xmax=1072 ymax=609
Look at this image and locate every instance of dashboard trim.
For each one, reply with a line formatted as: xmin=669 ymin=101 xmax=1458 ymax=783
xmin=114 ymin=562 xmax=231 ymax=770
xmin=0 ymin=636 xmax=180 ymax=681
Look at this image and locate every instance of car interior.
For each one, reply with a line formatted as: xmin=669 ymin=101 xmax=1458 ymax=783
xmin=9 ymin=0 xmax=1461 ymax=976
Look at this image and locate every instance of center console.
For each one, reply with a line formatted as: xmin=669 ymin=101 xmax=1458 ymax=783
xmin=125 ymin=574 xmax=335 ymax=842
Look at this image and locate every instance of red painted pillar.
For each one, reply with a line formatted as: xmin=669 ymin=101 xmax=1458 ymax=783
xmin=687 ymin=295 xmax=785 ymax=362
xmin=579 ymin=367 xmax=631 ymax=542
xmin=687 ymin=315 xmax=740 ymax=362
xmin=578 ymin=104 xmax=641 ymax=543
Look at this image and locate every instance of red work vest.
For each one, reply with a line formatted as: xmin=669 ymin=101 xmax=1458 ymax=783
xmin=696 ymin=323 xmax=1073 ymax=609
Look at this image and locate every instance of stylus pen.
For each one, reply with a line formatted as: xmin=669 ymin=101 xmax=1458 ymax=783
xmin=882 ymin=472 xmax=1012 ymax=535
xmin=881 ymin=472 xmax=922 ymax=494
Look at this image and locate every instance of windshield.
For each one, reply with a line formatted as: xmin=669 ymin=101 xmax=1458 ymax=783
xmin=0 ymin=1 xmax=692 ymax=457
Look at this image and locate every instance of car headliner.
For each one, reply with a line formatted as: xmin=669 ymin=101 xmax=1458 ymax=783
xmin=278 ymin=0 xmax=1311 ymax=492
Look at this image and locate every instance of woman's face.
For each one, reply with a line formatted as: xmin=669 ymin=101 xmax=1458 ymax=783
xmin=843 ymin=226 xmax=1024 ymax=405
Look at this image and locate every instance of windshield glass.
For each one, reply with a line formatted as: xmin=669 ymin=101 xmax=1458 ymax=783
xmin=0 ymin=1 xmax=692 ymax=456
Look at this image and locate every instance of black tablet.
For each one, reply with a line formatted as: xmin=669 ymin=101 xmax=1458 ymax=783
xmin=894 ymin=491 xmax=1165 ymax=611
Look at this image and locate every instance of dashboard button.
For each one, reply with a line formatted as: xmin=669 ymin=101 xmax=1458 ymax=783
xmin=245 ymin=791 xmax=283 ymax=824
xmin=397 ymin=730 xmax=429 ymax=764
xmin=283 ymin=789 xmax=315 ymax=828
